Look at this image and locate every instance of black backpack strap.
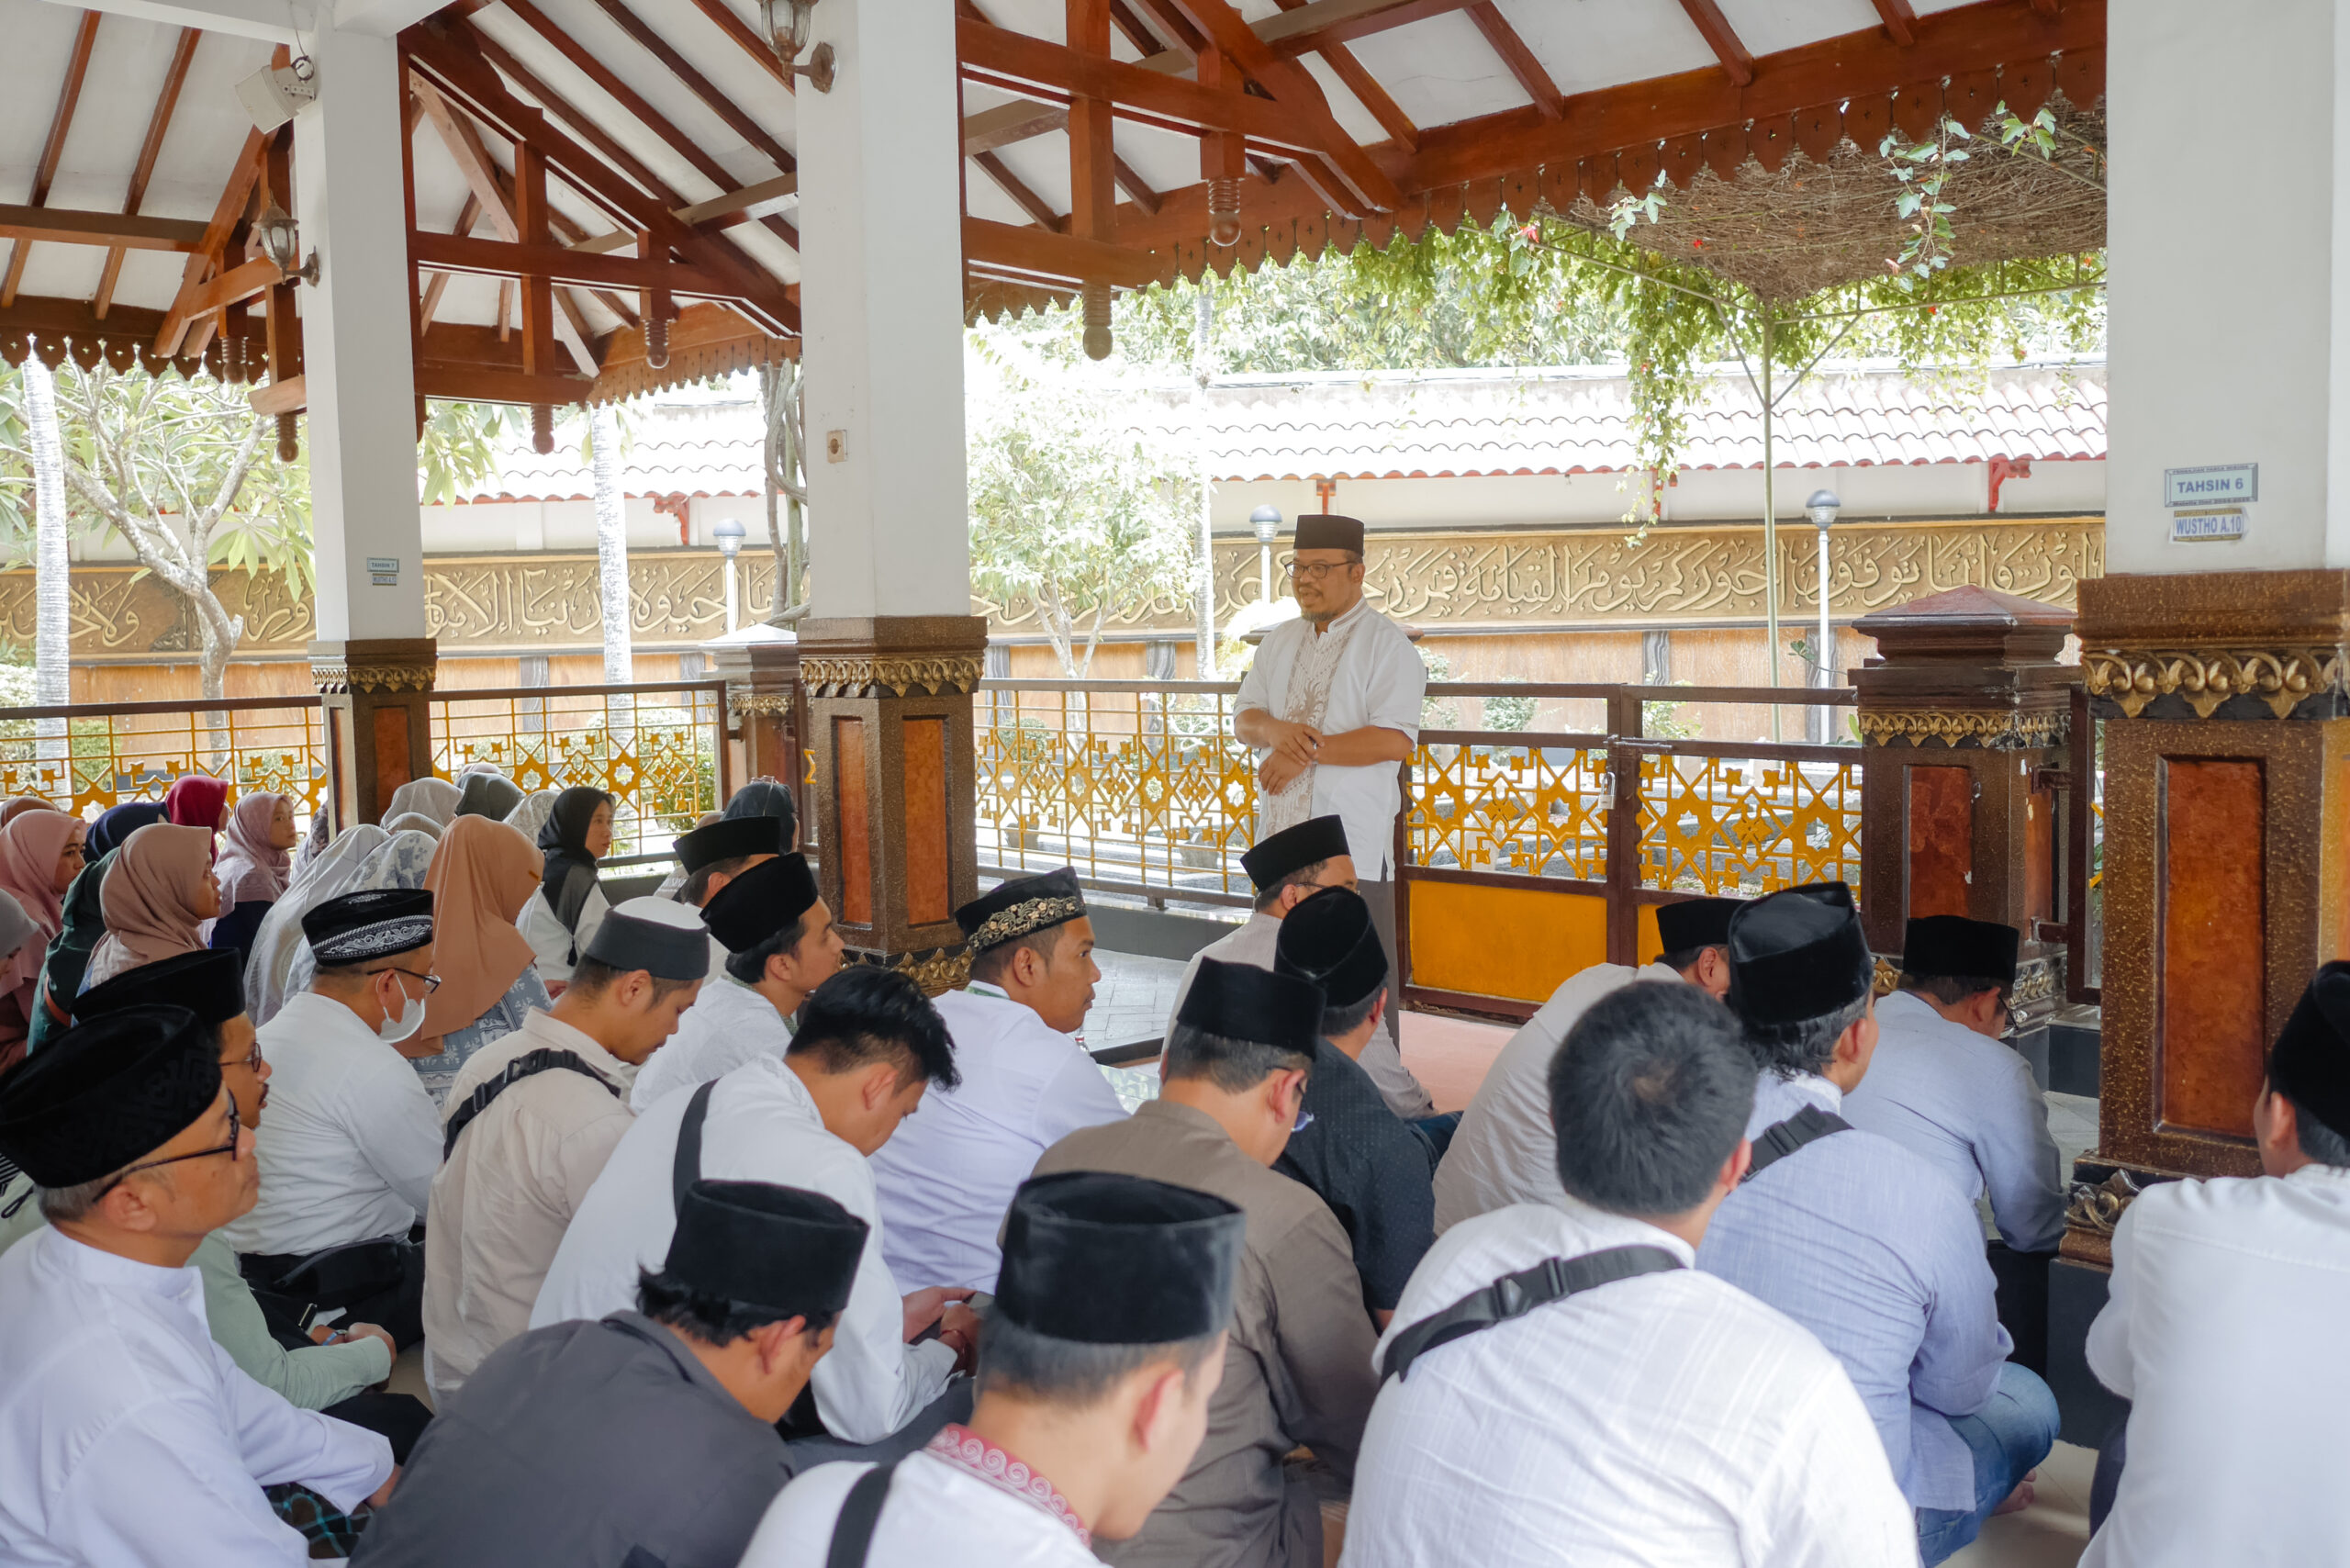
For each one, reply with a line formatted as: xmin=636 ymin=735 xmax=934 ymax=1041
xmin=1740 ymin=1104 xmax=1852 ymax=1184
xmin=823 ymin=1459 xmax=903 ymax=1568
xmin=1380 ymin=1244 xmax=1682 ymax=1383
xmin=672 ymin=1079 xmax=718 ymax=1214
xmin=442 ymin=1048 xmax=623 ymax=1159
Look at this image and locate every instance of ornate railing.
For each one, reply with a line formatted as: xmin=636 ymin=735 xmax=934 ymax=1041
xmin=0 ymin=695 xmax=330 ymax=825
xmin=428 ymin=679 xmax=731 ymax=862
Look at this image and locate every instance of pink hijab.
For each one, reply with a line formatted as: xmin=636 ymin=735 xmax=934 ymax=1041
xmin=0 ymin=809 xmax=77 ymax=1004
xmin=165 ymin=775 xmax=232 ymax=840
xmin=216 ymin=791 xmax=292 ymax=904
xmin=96 ymin=823 xmax=215 ymax=969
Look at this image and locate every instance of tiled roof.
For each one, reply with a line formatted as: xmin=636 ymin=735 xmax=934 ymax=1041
xmin=453 ymin=359 xmax=2106 ymax=501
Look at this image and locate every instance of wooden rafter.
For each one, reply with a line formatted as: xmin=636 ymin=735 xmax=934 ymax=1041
xmin=678 ymin=0 xmax=790 ymax=88
xmin=567 ymin=174 xmax=798 ymax=250
xmin=1465 ymin=2 xmax=1562 ymax=120
xmin=419 ymin=193 xmax=483 ymax=331
xmin=973 ymin=152 xmax=1061 ymax=229
xmin=1871 ymin=0 xmax=1919 ymax=46
xmin=1268 ymin=0 xmax=1416 ymax=151
xmin=965 ymin=216 xmax=1160 ymax=288
xmin=154 ymin=128 xmax=268 ymax=358
xmin=411 ymin=231 xmax=732 ymax=295
xmin=0 ymin=207 xmax=208 ymax=252
xmin=1262 ymin=0 xmax=1480 ymax=56
xmin=582 ymin=0 xmax=796 ymax=174
xmin=1675 ymin=0 xmax=1755 ymax=86
xmin=96 ymin=27 xmax=200 ymax=320
xmin=3 ymin=9 xmax=102 ymax=309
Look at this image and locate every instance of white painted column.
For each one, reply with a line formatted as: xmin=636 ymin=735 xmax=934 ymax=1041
xmin=799 ymin=0 xmax=970 ymax=618
xmin=293 ymin=25 xmax=425 ymax=640
xmin=2107 ymin=0 xmax=2350 ymax=572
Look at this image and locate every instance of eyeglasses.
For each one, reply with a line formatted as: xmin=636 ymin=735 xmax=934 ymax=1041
xmin=223 ymin=1039 xmax=266 ymax=1073
xmin=94 ymin=1098 xmax=241 ymax=1200
xmin=369 ymin=967 xmax=442 ymax=995
xmin=1287 ymin=559 xmax=1360 ymax=582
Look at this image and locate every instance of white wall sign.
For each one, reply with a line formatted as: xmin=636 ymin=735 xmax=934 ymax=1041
xmin=367 ymin=556 xmax=400 ymax=587
xmin=2171 ymin=508 xmax=2247 ymax=543
xmin=2164 ymin=464 xmax=2258 ymax=508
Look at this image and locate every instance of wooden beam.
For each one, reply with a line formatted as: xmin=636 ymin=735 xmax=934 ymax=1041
xmin=679 ymin=0 xmax=790 ymax=88
xmin=249 ymin=374 xmax=306 ymax=416
xmin=1263 ymin=0 xmax=1478 ymax=55
xmin=2028 ymin=0 xmax=2059 ymax=17
xmin=582 ymin=0 xmax=796 ymax=174
xmin=965 ymin=215 xmax=1160 ymax=288
xmin=1113 ymin=158 xmax=1163 ymax=216
xmin=965 ymin=98 xmax=1070 ymax=155
xmin=1068 ymin=0 xmax=1118 ymax=248
xmin=974 ymin=153 xmax=1062 ymax=229
xmin=1465 ymin=2 xmax=1562 ymax=120
xmin=417 ymin=362 xmax=594 ymax=404
xmin=182 ymin=256 xmax=284 ymax=319
xmin=1870 ymin=0 xmax=1919 ymax=45
xmin=1675 ymin=0 xmax=1755 ymax=86
xmin=410 ymin=230 xmax=731 ymax=294
xmin=154 ymin=128 xmax=268 ymax=357
xmin=1267 ymin=0 xmax=1417 ymax=151
xmin=567 ymin=174 xmax=800 ymax=251
xmin=3 ymin=9 xmax=103 ymax=308
xmin=96 ymin=26 xmax=200 ymax=319
xmin=0 ymin=207 xmax=209 ymax=252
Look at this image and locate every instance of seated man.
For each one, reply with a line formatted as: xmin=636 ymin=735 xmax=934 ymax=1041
xmin=668 ymin=813 xmax=782 ymax=981
xmin=1342 ymin=981 xmax=1914 ymax=1568
xmin=630 ymin=852 xmax=840 ymax=1111
xmin=1436 ymin=897 xmax=1738 ymax=1232
xmin=0 ymin=1004 xmax=396 ymax=1563
xmin=870 ymin=868 xmax=1126 ymax=1290
xmin=1032 ymin=959 xmax=1379 ymax=1568
xmin=1270 ymin=886 xmax=1436 ymax=1323
xmin=744 ymin=1170 xmax=1246 ymax=1567
xmin=2078 ymin=962 xmax=2350 ymax=1567
xmin=206 ymin=891 xmax=442 ymax=1349
xmin=1697 ymin=883 xmax=2054 ymax=1567
xmin=534 ymin=967 xmax=974 ymax=1453
xmin=69 ymin=948 xmax=424 ymax=1455
xmin=424 ymin=896 xmax=706 ymax=1406
xmin=354 ymin=1178 xmax=864 ymax=1568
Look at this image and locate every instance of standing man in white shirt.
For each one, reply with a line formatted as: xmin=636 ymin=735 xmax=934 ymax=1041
xmin=743 ymin=1170 xmax=1247 ymax=1568
xmin=1342 ymin=981 xmax=1914 ymax=1568
xmin=871 ymin=868 xmax=1127 ymax=1291
xmin=1234 ymin=515 xmax=1432 ymax=1123
xmin=0 ymin=1004 xmax=396 ymax=1565
xmin=1165 ymin=816 xmax=1356 ymax=1031
xmin=2079 ymin=961 xmax=2350 ymax=1568
xmin=423 ymin=897 xmax=706 ymax=1406
xmin=1436 ymin=897 xmax=1738 ymax=1232
xmin=631 ymin=853 xmax=840 ymax=1111
xmin=206 ymin=891 xmax=443 ymax=1348
xmin=533 ymin=966 xmax=978 ymax=1453
xmin=668 ymin=814 xmax=784 ymax=980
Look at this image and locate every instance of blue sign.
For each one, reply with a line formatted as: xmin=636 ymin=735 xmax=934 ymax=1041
xmin=2164 ymin=465 xmax=2257 ymax=507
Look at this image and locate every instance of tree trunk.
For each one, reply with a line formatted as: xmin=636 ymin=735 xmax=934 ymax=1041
xmin=761 ymin=358 xmax=810 ymax=625
xmin=590 ymin=402 xmax=636 ymax=750
xmin=1191 ymin=291 xmax=1217 ymax=679
xmin=22 ymin=360 xmax=70 ymax=772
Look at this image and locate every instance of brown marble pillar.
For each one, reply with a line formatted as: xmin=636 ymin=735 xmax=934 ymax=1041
xmin=310 ymin=637 xmax=438 ymax=829
xmin=798 ymin=615 xmax=989 ymax=995
xmin=713 ymin=630 xmax=808 ymax=834
xmin=2072 ymin=569 xmax=2350 ymax=1233
xmin=1850 ymin=585 xmax=2078 ymax=1032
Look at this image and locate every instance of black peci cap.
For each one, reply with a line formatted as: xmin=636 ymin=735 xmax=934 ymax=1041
xmin=0 ymin=1004 xmax=220 ymax=1187
xmin=1273 ymin=886 xmax=1387 ymax=1011
xmin=663 ymin=1178 xmax=869 ymax=1322
xmin=75 ymin=948 xmax=248 ymax=1028
xmin=1240 ymin=816 xmax=1350 ymax=891
xmin=701 ymin=853 xmax=822 ymax=955
xmin=995 ymin=1171 xmax=1246 ymax=1344
xmin=1726 ymin=882 xmax=1873 ymax=1028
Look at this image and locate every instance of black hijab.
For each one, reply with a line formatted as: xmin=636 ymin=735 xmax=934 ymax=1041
xmin=86 ymin=801 xmax=167 ymax=860
xmin=536 ymin=787 xmax=612 ymax=943
xmin=722 ymin=778 xmax=798 ymax=852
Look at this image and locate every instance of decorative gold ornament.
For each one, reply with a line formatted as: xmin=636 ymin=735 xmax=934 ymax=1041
xmin=1872 ymin=955 xmax=1900 ymax=997
xmin=2009 ymin=956 xmax=2059 ymax=1009
xmin=2065 ymin=1169 xmax=2143 ymax=1237
xmin=726 ymin=691 xmax=798 ymax=720
xmin=1857 ymin=707 xmax=2067 ymax=749
xmin=312 ymin=661 xmax=436 ymax=695
xmin=801 ymin=654 xmax=986 ymax=698
xmin=843 ymin=945 xmax=972 ymax=998
xmin=2082 ymin=646 xmax=2344 ymax=720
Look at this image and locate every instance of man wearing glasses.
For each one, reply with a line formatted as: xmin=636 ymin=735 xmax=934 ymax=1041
xmin=1233 ymin=514 xmax=1433 ymax=1126
xmin=1841 ymin=914 xmax=2066 ymax=1372
xmin=0 ymin=1002 xmax=397 ymax=1563
xmin=220 ymin=889 xmax=444 ymax=1350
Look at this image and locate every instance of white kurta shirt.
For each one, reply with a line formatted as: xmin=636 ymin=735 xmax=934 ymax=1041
xmin=531 ymin=1054 xmax=957 ymax=1444
xmin=0 ymin=1226 xmax=392 ymax=1567
xmin=217 ymin=991 xmax=444 ymax=1257
xmin=422 ymin=1008 xmax=635 ymax=1406
xmin=1340 ymin=1199 xmax=1915 ymax=1568
xmin=1165 ymin=913 xmax=1282 ymax=1039
xmin=1434 ymin=964 xmax=1680 ymax=1233
xmin=627 ymin=975 xmax=794 ymax=1113
xmin=1234 ymin=599 xmax=1425 ymax=879
xmin=742 ymin=1425 xmax=1100 ymax=1568
xmin=1840 ymin=990 xmax=2065 ymax=1251
xmin=2082 ymin=1162 xmax=2350 ymax=1568
xmin=868 ymin=984 xmax=1130 ymax=1292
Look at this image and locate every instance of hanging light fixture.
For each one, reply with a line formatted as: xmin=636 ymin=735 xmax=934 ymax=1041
xmin=252 ymin=203 xmax=319 ymax=286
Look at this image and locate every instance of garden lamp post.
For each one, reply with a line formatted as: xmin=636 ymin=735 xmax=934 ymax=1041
xmin=1805 ymin=489 xmax=1841 ymax=743
xmin=1250 ymin=504 xmax=1281 ymax=604
xmin=714 ymin=517 xmax=746 ymax=632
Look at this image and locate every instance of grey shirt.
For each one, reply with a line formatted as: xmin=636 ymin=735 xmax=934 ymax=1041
xmin=1032 ymin=1099 xmax=1380 ymax=1568
xmin=352 ymin=1312 xmax=790 ymax=1568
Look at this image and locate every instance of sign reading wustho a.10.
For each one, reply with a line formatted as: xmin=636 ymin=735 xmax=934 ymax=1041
xmin=2163 ymin=465 xmax=2257 ymax=508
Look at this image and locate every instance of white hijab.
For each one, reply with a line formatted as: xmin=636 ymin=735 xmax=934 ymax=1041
xmin=244 ymin=823 xmax=388 ymax=1025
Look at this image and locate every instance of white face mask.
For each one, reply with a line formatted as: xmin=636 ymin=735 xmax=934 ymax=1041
xmin=377 ymin=977 xmax=428 ymax=1046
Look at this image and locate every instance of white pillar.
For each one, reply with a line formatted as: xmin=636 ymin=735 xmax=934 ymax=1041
xmin=2107 ymin=0 xmax=2350 ymax=572
xmin=293 ymin=25 xmax=425 ymax=640
xmin=799 ymin=0 xmax=970 ymax=618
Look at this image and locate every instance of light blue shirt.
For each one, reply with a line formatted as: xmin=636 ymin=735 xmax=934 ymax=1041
xmin=1697 ymin=1070 xmax=2009 ymax=1513
xmin=1841 ymin=990 xmax=2065 ymax=1251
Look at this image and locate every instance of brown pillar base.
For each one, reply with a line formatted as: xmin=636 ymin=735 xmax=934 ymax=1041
xmin=2065 ymin=568 xmax=2350 ymax=1255
xmin=714 ymin=628 xmax=807 ymax=834
xmin=311 ymin=638 xmax=438 ymax=829
xmin=800 ymin=615 xmax=989 ymax=996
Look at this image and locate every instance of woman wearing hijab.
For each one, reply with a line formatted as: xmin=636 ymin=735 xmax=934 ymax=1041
xmin=209 ymin=792 xmax=298 ymax=964
xmin=84 ymin=822 xmax=219 ymax=988
xmin=382 ymin=777 xmax=461 ymax=834
xmin=0 ymin=809 xmax=84 ymax=1037
xmin=165 ymin=774 xmax=233 ymax=836
xmin=289 ymin=810 xmax=333 ymax=881
xmin=517 ymin=785 xmax=612 ymax=992
xmin=0 ymin=797 xmax=56 ymax=827
xmin=0 ymin=890 xmax=44 ymax=1071
xmin=404 ymin=816 xmax=552 ymax=1105
xmin=84 ymin=800 xmax=167 ymax=860
xmin=453 ymin=771 xmax=524 ymax=823
xmin=503 ymin=789 xmax=557 ymax=845
xmin=383 ymin=812 xmax=445 ymax=841
xmin=245 ymin=823 xmax=389 ymax=1027
xmin=22 ymin=803 xmax=163 ymax=1053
